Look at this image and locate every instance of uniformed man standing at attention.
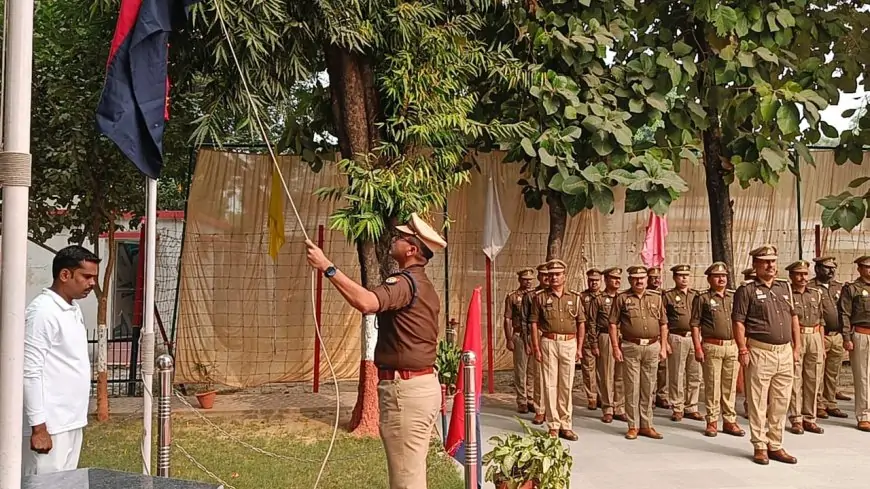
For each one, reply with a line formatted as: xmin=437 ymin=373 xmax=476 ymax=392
xmin=525 ymin=263 xmax=551 ymax=425
xmin=305 ymin=213 xmax=445 ymax=489
xmin=664 ymin=264 xmax=702 ymax=421
xmin=785 ymin=260 xmax=825 ymax=435
xmin=530 ymin=260 xmax=585 ymax=440
xmin=580 ymin=268 xmax=603 ymax=410
xmin=840 ymin=255 xmax=870 ymax=432
xmin=691 ymin=262 xmax=745 ymax=438
xmin=610 ymin=265 xmax=668 ymax=440
xmin=649 ymin=266 xmax=670 ymax=409
xmin=504 ymin=268 xmax=536 ymax=413
xmin=809 ymin=256 xmax=848 ymax=419
xmin=590 ymin=267 xmax=628 ymax=423
xmin=733 ymin=245 xmax=801 ymax=465
xmin=739 ymin=267 xmax=756 ymax=419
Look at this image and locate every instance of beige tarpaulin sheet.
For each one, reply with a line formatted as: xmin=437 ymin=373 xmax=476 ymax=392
xmin=175 ymin=149 xmax=870 ymax=387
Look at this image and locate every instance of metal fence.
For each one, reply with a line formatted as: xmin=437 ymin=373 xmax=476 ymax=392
xmin=87 ymin=330 xmax=141 ymax=397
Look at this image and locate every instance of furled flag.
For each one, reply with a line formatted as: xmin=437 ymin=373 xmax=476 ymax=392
xmin=481 ymin=176 xmax=511 ymax=260
xmin=445 ymin=288 xmax=483 ymax=488
xmin=96 ymin=0 xmax=200 ymax=179
xmin=641 ymin=211 xmax=669 ymax=268
xmin=268 ymin=168 xmax=286 ymax=261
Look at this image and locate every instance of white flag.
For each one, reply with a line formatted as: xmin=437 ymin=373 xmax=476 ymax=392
xmin=482 ymin=176 xmax=511 ymax=260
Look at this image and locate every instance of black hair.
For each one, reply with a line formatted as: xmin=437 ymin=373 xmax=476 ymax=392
xmin=52 ymin=245 xmax=101 ymax=280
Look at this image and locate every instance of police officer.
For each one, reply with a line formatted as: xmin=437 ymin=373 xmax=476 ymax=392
xmin=733 ymin=245 xmax=800 ymax=465
xmin=739 ymin=268 xmax=756 ymax=419
xmin=590 ymin=267 xmax=627 ymax=423
xmin=664 ymin=264 xmax=702 ymax=422
xmin=525 ymin=263 xmax=550 ymax=425
xmin=840 ymin=255 xmax=870 ymax=432
xmin=810 ymin=256 xmax=848 ymax=419
xmin=648 ymin=267 xmax=670 ymax=409
xmin=530 ymin=259 xmax=585 ymax=441
xmin=785 ymin=260 xmax=825 ymax=435
xmin=504 ymin=268 xmax=536 ymax=413
xmin=305 ymin=213 xmax=445 ymax=489
xmin=691 ymin=262 xmax=744 ymax=438
xmin=580 ymin=269 xmax=603 ymax=410
xmin=610 ymin=265 xmax=668 ymax=440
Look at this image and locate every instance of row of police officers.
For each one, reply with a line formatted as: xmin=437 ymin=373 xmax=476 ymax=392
xmin=503 ymin=245 xmax=870 ymax=464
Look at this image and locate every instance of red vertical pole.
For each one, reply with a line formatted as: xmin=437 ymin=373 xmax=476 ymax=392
xmin=814 ymin=224 xmax=822 ymax=258
xmin=313 ymin=225 xmax=324 ymax=393
xmin=133 ymin=221 xmax=147 ymax=327
xmin=485 ymin=257 xmax=494 ymax=394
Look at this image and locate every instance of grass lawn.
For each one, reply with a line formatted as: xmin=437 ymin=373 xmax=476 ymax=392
xmin=79 ymin=414 xmax=463 ymax=489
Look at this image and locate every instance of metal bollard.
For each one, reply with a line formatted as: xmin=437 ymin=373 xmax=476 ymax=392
xmin=446 ymin=318 xmax=458 ymax=346
xmin=461 ymin=351 xmax=477 ymax=489
xmin=156 ymin=354 xmax=174 ymax=478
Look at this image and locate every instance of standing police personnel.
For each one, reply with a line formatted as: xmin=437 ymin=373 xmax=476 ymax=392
xmin=664 ymin=264 xmax=702 ymax=422
xmin=610 ymin=265 xmax=668 ymax=440
xmin=530 ymin=260 xmax=585 ymax=440
xmin=649 ymin=267 xmax=670 ymax=409
xmin=785 ymin=260 xmax=825 ymax=435
xmin=733 ymin=245 xmax=801 ymax=466
xmin=590 ymin=267 xmax=628 ymax=423
xmin=810 ymin=256 xmax=848 ymax=419
xmin=691 ymin=262 xmax=744 ymax=438
xmin=581 ymin=269 xmax=603 ymax=410
xmin=504 ymin=268 xmax=536 ymax=413
xmin=305 ymin=213 xmax=445 ymax=489
xmin=840 ymin=255 xmax=870 ymax=432
xmin=525 ymin=263 xmax=551 ymax=425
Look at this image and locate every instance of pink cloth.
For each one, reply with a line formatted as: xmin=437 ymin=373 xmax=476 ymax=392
xmin=641 ymin=212 xmax=668 ymax=268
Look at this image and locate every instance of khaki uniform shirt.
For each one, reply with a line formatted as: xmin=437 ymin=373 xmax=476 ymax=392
xmin=589 ymin=291 xmax=618 ymax=334
xmin=839 ymin=279 xmax=870 ymax=339
xmin=791 ymin=287 xmax=823 ymax=327
xmin=522 ymin=286 xmax=547 ymax=338
xmin=503 ymin=289 xmax=528 ymax=334
xmin=371 ymin=265 xmax=440 ymax=370
xmin=581 ymin=289 xmax=598 ymax=345
xmin=609 ymin=289 xmax=667 ymax=339
xmin=809 ymin=278 xmax=844 ymax=332
xmin=732 ymin=278 xmax=796 ymax=346
xmin=529 ymin=289 xmax=585 ymax=335
xmin=691 ymin=289 xmax=734 ymax=340
xmin=664 ymin=288 xmax=697 ymax=333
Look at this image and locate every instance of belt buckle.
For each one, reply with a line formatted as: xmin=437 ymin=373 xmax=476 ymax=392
xmin=639 ymin=338 xmax=650 ymax=346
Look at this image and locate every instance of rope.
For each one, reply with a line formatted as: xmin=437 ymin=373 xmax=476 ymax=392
xmin=0 ymin=152 xmax=32 ymax=186
xmin=176 ymin=442 xmax=238 ymax=489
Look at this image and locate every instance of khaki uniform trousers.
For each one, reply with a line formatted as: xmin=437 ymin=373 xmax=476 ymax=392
xmin=581 ymin=340 xmax=598 ymax=404
xmin=656 ymin=360 xmax=668 ymax=401
xmin=597 ymin=333 xmax=625 ymax=415
xmin=851 ymin=331 xmax=870 ymax=422
xmin=667 ymin=333 xmax=702 ymax=414
xmin=701 ymin=340 xmax=739 ymax=423
xmin=746 ymin=339 xmax=794 ymax=451
xmin=820 ymin=333 xmax=845 ymax=411
xmin=378 ymin=373 xmax=441 ymax=489
xmin=622 ymin=340 xmax=661 ymax=429
xmin=541 ymin=337 xmax=577 ymax=431
xmin=788 ymin=330 xmax=824 ymax=424
xmin=512 ymin=333 xmax=535 ymax=407
xmin=532 ymin=333 xmax=545 ymax=415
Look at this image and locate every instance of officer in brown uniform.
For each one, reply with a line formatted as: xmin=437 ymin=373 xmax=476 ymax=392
xmin=589 ymin=267 xmax=628 ymax=423
xmin=691 ymin=262 xmax=745 ymax=438
xmin=530 ymin=259 xmax=585 ymax=441
xmin=810 ymin=256 xmax=848 ymax=419
xmin=739 ymin=267 xmax=757 ymax=419
xmin=840 ymin=255 xmax=870 ymax=432
xmin=648 ymin=267 xmax=670 ymax=409
xmin=664 ymin=264 xmax=702 ymax=421
xmin=504 ymin=268 xmax=536 ymax=413
xmin=610 ymin=265 xmax=668 ymax=440
xmin=580 ymin=268 xmax=603 ymax=410
xmin=733 ymin=244 xmax=800 ymax=465
xmin=524 ymin=263 xmax=550 ymax=424
xmin=785 ymin=260 xmax=825 ymax=435
xmin=305 ymin=213 xmax=445 ymax=489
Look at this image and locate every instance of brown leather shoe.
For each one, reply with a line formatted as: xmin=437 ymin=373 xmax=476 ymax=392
xmin=723 ymin=422 xmax=746 ymax=437
xmin=614 ymin=413 xmax=629 ymax=422
xmin=803 ymin=421 xmax=824 ymax=434
xmin=655 ymin=397 xmax=671 ymax=409
xmin=857 ymin=421 xmax=870 ymax=432
xmin=527 ymin=402 xmax=536 ymax=412
xmin=788 ymin=422 xmax=804 ymax=435
xmin=816 ymin=408 xmax=829 ymax=419
xmin=588 ymin=400 xmax=598 ymax=410
xmin=704 ymin=422 xmax=718 ymax=437
xmin=638 ymin=427 xmax=664 ymax=439
xmin=671 ymin=411 xmax=683 ymax=422
xmin=559 ymin=429 xmax=579 ymax=441
xmin=625 ymin=428 xmax=638 ymax=440
xmin=768 ymin=448 xmax=797 ymax=464
xmin=753 ymin=449 xmax=769 ymax=465
xmin=517 ymin=405 xmax=529 ymax=414
xmin=548 ymin=429 xmax=558 ymax=438
xmin=532 ymin=414 xmax=545 ymax=425
xmin=601 ymin=413 xmax=613 ymax=424
xmin=828 ymin=408 xmax=849 ymax=419
xmin=685 ymin=411 xmax=704 ymax=421
xmin=837 ymin=392 xmax=852 ymax=401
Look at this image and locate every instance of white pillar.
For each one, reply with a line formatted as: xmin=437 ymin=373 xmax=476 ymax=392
xmin=141 ymin=178 xmax=158 ymax=474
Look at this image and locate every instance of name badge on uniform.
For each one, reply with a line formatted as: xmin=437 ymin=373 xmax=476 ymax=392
xmin=782 ymin=295 xmax=789 ymax=301
xmin=863 ymin=290 xmax=869 ymax=297
xmin=568 ymin=301 xmax=574 ymax=305
xmin=710 ymin=299 xmax=717 ymax=306
xmin=546 ymin=298 xmax=553 ymax=305
xmin=386 ymin=277 xmax=398 ymax=285
xmin=605 ymin=298 xmax=612 ymax=304
xmin=675 ymin=296 xmax=681 ymax=302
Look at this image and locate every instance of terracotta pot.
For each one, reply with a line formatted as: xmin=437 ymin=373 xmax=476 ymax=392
xmin=496 ymin=481 xmax=535 ymax=489
xmin=195 ymin=390 xmax=217 ymax=409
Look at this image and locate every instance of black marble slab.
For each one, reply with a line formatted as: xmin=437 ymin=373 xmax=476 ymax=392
xmin=22 ymin=468 xmax=223 ymax=489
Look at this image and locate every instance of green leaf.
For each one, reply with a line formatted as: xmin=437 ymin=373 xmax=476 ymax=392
xmin=624 ymin=189 xmax=647 ymax=213
xmin=760 ymin=146 xmax=789 ymax=173
xmin=776 ymin=9 xmax=795 ymax=28
xmin=612 ymin=125 xmax=633 ymax=146
xmin=521 ymin=138 xmax=536 ymax=157
xmin=548 ymin=173 xmax=565 ymax=192
xmin=673 ymin=41 xmax=692 ymax=57
xmin=539 ymin=147 xmax=557 ymax=167
xmin=776 ymin=102 xmax=800 ymax=135
xmin=798 ymin=90 xmax=828 ymax=110
xmin=759 ymin=95 xmax=779 ymax=122
xmin=754 ymin=47 xmax=778 ymax=65
xmin=734 ymin=161 xmax=760 ymax=183
xmin=591 ymin=132 xmax=614 ymax=156
xmin=561 ymin=176 xmax=587 ymax=196
xmin=646 ymin=93 xmax=668 ymax=112
xmin=580 ymin=164 xmax=607 ymax=184
xmin=842 ymin=108 xmax=857 ymax=118
xmin=850 ymin=177 xmax=870 ymax=188
xmin=821 ymin=121 xmax=839 ymax=139
xmin=590 ymin=187 xmax=615 ymax=214
xmin=629 ymin=98 xmax=644 ymax=113
xmin=542 ymin=95 xmax=558 ymax=116
xmin=561 ymin=126 xmax=582 ymax=141
xmin=713 ymin=6 xmax=739 ymax=35
xmin=564 ymin=106 xmax=578 ymax=120
xmin=795 ymin=142 xmax=814 ymax=166
xmin=737 ymin=51 xmax=755 ymax=68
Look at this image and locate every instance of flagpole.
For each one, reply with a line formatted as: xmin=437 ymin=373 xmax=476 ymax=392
xmin=0 ymin=0 xmax=34 ymax=485
xmin=141 ymin=177 xmax=158 ymax=474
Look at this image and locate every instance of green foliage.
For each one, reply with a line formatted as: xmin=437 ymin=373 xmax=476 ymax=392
xmin=818 ymin=177 xmax=870 ymax=232
xmin=434 ymin=339 xmax=461 ymax=387
xmin=483 ymin=420 xmax=573 ymax=489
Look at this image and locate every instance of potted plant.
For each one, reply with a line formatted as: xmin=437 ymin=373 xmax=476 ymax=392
xmin=193 ymin=362 xmax=218 ymax=409
xmin=483 ymin=420 xmax=573 ymax=489
xmin=434 ymin=339 xmax=461 ymax=396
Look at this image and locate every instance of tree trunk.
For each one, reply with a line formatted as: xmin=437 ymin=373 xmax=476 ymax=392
xmin=546 ymin=193 xmax=567 ymax=260
xmin=701 ymin=113 xmax=736 ymax=286
xmin=95 ymin=220 xmax=117 ymax=421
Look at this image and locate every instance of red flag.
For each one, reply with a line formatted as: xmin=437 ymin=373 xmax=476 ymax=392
xmin=444 ymin=288 xmax=483 ymax=458
xmin=641 ymin=211 xmax=668 ymax=268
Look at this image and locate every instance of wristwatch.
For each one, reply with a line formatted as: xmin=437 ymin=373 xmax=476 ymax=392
xmin=324 ymin=265 xmax=337 ymax=278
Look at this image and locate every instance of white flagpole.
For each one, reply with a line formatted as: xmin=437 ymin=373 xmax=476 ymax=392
xmin=141 ymin=177 xmax=158 ymax=474
xmin=0 ymin=0 xmax=34 ymax=486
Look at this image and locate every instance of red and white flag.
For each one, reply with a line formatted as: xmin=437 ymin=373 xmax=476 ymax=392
xmin=641 ymin=211 xmax=668 ymax=268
